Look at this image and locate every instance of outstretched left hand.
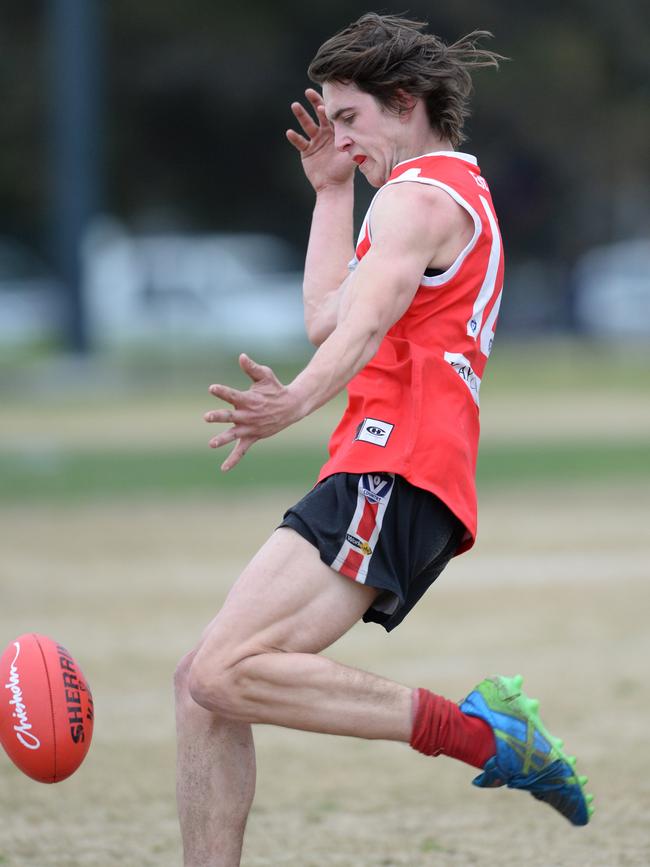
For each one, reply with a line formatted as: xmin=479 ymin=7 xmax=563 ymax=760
xmin=205 ymin=353 xmax=302 ymax=472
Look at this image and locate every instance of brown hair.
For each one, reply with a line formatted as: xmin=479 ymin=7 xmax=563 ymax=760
xmin=308 ymin=13 xmax=504 ymax=148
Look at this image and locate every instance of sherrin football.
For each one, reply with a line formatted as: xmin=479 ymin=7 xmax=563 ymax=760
xmin=0 ymin=633 xmax=94 ymax=783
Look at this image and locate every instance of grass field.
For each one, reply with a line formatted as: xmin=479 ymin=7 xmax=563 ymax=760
xmin=1 ymin=342 xmax=650 ymax=866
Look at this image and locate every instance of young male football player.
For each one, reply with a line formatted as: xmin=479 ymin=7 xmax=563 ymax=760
xmin=174 ymin=14 xmax=592 ymax=866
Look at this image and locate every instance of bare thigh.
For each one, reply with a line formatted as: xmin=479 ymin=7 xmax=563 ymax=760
xmin=194 ymin=527 xmax=379 ymax=666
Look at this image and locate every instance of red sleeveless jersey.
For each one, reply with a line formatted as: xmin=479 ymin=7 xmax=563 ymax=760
xmin=317 ymin=151 xmax=504 ymax=553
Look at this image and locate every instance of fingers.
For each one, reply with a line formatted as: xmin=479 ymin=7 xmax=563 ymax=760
xmin=285 ymin=128 xmax=309 ymax=152
xmin=306 ymin=91 xmax=330 ymax=126
xmin=220 ymin=437 xmax=254 ymax=473
xmin=206 ymin=354 xmax=275 ymax=470
xmin=204 ymin=408 xmax=240 ymax=424
xmin=239 ymin=352 xmax=274 ymax=383
xmin=304 ymin=88 xmax=323 ymax=108
xmin=290 ymin=100 xmax=319 ymax=138
xmin=286 ymin=89 xmax=330 ymax=149
xmin=209 ymin=383 xmax=244 ymax=405
xmin=208 ymin=427 xmax=239 ymax=449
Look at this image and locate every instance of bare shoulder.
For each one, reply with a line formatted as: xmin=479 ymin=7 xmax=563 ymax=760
xmin=374 ymin=179 xmax=470 ymax=227
xmin=370 ymin=178 xmax=473 ymax=256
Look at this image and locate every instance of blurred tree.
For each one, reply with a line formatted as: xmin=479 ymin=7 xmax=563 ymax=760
xmin=0 ymin=0 xmax=648 ymax=297
xmin=0 ymin=2 xmax=48 ymax=246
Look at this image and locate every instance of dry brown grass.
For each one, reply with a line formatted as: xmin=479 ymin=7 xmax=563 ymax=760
xmin=1 ymin=477 xmax=649 ymax=866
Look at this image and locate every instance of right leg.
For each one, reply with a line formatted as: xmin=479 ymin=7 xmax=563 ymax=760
xmin=174 ymin=527 xmax=382 ymax=867
xmin=174 ymin=652 xmax=256 ymax=867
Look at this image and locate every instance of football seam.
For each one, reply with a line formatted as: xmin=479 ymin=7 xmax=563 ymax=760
xmin=33 ymin=633 xmax=58 ymax=783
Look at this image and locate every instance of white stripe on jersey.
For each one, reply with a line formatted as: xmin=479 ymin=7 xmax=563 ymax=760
xmin=357 ymin=188 xmax=382 ymax=246
xmin=356 ymin=168 xmax=503 ymax=349
xmin=377 ymin=169 xmax=483 ymax=287
xmin=466 ymin=195 xmax=502 ymax=341
xmin=480 ymin=288 xmax=503 ymax=357
xmin=443 ymin=351 xmax=482 ymax=405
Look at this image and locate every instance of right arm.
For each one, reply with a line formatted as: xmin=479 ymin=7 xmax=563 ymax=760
xmin=286 ymin=89 xmax=356 ymax=346
xmin=302 ymin=183 xmax=354 ymax=345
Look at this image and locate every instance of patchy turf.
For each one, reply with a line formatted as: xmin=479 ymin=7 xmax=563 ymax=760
xmin=2 ymin=343 xmax=649 ymax=503
xmin=1 ymin=344 xmax=649 ymax=864
xmin=1 ymin=439 xmax=650 ymax=502
xmin=0 ymin=482 xmax=649 ymax=866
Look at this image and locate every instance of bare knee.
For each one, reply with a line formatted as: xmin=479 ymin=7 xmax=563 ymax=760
xmin=187 ymin=650 xmax=252 ymax=720
xmin=174 ymin=636 xmax=252 ymax=719
xmin=174 ymin=650 xmax=199 ymax=710
xmin=174 ymin=648 xmax=244 ymax=728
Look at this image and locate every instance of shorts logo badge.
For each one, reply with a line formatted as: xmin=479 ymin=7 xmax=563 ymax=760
xmin=354 ymin=417 xmax=394 ymax=447
xmin=345 ymin=533 xmax=373 ymax=556
xmin=361 ymin=473 xmax=394 ymax=504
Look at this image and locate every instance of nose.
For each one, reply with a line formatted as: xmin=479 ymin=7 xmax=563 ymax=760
xmin=333 ymin=127 xmax=352 ymax=152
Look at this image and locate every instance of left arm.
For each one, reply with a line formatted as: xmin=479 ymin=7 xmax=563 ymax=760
xmin=206 ymin=183 xmax=462 ymax=470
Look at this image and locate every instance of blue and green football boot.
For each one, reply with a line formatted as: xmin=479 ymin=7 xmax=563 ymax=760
xmin=460 ymin=675 xmax=594 ymax=826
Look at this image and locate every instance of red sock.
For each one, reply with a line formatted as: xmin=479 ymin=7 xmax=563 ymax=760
xmin=409 ymin=687 xmax=496 ymax=769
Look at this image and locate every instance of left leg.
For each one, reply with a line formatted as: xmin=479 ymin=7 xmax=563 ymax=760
xmin=186 ymin=525 xmax=594 ymax=829
xmin=187 ymin=527 xmax=412 ymax=739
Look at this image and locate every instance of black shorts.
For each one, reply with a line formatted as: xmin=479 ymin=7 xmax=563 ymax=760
xmin=279 ymin=472 xmax=465 ymax=631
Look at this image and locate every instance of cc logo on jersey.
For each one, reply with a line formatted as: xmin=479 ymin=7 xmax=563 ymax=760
xmin=354 ymin=418 xmax=394 ymax=447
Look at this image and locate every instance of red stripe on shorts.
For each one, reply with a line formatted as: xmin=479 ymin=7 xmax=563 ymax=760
xmin=356 ymin=497 xmax=379 ymax=541
xmin=339 ymin=548 xmax=364 ymax=579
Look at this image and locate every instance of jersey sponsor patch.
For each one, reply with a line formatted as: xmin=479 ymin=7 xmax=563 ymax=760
xmin=443 ymin=351 xmax=482 ymax=405
xmin=354 ymin=418 xmax=394 ymax=447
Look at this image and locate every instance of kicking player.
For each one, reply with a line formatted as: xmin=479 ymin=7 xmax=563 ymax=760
xmin=174 ymin=13 xmax=592 ymax=866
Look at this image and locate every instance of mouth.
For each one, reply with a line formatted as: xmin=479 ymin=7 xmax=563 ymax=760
xmin=352 ymin=155 xmax=367 ymax=166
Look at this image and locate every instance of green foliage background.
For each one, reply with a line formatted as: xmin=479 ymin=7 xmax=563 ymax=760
xmin=1 ymin=1 xmax=648 ymax=261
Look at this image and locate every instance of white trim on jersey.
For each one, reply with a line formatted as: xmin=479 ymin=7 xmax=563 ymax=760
xmin=480 ymin=288 xmax=503 ymax=357
xmin=358 ymin=187 xmax=383 ymax=246
xmin=380 ymin=169 xmax=482 ymax=287
xmin=362 ymin=157 xmax=479 ymax=248
xmin=466 ymin=195 xmax=502 ymax=342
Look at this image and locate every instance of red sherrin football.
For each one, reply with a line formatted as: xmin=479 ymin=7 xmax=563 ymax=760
xmin=0 ymin=633 xmax=94 ymax=783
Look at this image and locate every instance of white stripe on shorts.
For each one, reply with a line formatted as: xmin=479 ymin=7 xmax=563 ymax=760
xmin=330 ymin=473 xmax=395 ymax=584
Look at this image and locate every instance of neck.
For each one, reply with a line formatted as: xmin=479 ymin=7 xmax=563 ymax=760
xmin=393 ymin=100 xmax=455 ymax=168
xmin=393 ymin=131 xmax=454 ymax=170
xmin=393 ymin=124 xmax=454 ymax=166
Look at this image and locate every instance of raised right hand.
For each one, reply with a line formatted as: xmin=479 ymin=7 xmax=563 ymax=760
xmin=286 ymin=88 xmax=356 ymax=193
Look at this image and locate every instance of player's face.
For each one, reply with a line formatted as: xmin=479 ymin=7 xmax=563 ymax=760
xmin=322 ymin=81 xmax=408 ymax=188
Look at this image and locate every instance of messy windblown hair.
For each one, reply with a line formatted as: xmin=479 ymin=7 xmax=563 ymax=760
xmin=308 ymin=13 xmax=504 ymax=147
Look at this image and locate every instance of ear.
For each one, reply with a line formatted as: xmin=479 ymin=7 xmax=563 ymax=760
xmin=394 ymin=89 xmax=417 ymax=121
